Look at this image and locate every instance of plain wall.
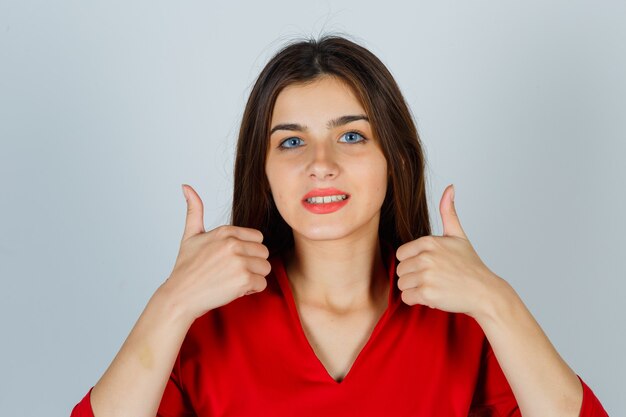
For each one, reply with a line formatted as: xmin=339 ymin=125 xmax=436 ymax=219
xmin=0 ymin=1 xmax=624 ymax=415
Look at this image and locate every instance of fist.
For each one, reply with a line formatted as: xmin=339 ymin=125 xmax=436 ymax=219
xmin=395 ymin=184 xmax=505 ymax=319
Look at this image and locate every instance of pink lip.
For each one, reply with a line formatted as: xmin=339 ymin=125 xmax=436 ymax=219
xmin=301 ymin=188 xmax=350 ymax=214
xmin=301 ymin=198 xmax=349 ymax=214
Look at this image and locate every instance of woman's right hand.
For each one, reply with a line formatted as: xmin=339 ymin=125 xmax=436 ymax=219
xmin=160 ymin=184 xmax=271 ymax=322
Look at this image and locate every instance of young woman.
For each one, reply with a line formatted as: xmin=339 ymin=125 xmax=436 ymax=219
xmin=71 ymin=35 xmax=609 ymax=417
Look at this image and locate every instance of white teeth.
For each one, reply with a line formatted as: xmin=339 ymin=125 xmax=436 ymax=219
xmin=306 ymin=194 xmax=348 ymax=204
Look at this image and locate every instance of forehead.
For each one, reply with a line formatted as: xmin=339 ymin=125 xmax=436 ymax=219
xmin=271 ymin=76 xmax=366 ymax=124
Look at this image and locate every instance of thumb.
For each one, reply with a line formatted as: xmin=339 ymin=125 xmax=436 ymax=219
xmin=439 ymin=184 xmax=468 ymax=239
xmin=181 ymin=184 xmax=205 ymax=241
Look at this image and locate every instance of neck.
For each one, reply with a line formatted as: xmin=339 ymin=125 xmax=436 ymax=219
xmin=283 ymin=234 xmax=389 ymax=313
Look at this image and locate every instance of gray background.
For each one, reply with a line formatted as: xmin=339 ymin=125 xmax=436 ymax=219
xmin=1 ymin=1 xmax=624 ymax=416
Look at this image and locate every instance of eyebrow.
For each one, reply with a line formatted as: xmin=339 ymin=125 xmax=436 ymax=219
xmin=269 ymin=114 xmax=369 ymax=136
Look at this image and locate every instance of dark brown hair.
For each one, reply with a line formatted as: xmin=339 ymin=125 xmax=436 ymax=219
xmin=230 ymin=34 xmax=432 ymax=257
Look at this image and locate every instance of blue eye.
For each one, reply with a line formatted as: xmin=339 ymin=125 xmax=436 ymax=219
xmin=278 ymin=131 xmax=367 ymax=150
xmin=339 ymin=131 xmax=366 ymax=144
xmin=279 ymin=137 xmax=304 ymax=149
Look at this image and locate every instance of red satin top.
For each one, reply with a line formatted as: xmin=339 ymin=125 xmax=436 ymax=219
xmin=71 ymin=242 xmax=609 ymax=416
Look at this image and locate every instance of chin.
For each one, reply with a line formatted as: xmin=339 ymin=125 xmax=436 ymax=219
xmin=292 ymin=224 xmax=353 ymax=242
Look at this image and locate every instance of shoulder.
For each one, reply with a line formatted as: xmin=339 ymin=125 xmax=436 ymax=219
xmin=392 ymin=303 xmax=487 ymax=355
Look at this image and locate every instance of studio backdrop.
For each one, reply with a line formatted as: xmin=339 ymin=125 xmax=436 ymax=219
xmin=0 ymin=1 xmax=623 ymax=416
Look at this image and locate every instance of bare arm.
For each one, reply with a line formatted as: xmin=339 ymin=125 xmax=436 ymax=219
xmin=89 ymin=284 xmax=194 ymax=417
xmin=474 ymin=277 xmax=583 ymax=417
xmin=395 ymin=185 xmax=592 ymax=416
xmin=86 ymin=185 xmax=270 ymax=417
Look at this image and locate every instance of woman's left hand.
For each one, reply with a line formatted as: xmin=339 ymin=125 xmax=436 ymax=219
xmin=396 ymin=184 xmax=510 ymax=319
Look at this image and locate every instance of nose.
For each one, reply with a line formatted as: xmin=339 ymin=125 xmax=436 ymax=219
xmin=307 ymin=141 xmax=339 ymax=180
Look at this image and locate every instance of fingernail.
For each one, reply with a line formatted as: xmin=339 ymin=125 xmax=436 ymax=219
xmin=181 ymin=184 xmax=189 ymax=201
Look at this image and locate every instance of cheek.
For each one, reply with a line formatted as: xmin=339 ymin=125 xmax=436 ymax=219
xmin=265 ymin=162 xmax=296 ymax=207
xmin=265 ymin=157 xmax=282 ymax=192
xmin=365 ymin=155 xmax=388 ymax=192
xmin=349 ymin=160 xmax=387 ymax=209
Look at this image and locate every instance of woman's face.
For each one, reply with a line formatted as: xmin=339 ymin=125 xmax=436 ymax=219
xmin=265 ymin=75 xmax=388 ymax=243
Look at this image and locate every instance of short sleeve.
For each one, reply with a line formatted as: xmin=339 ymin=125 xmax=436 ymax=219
xmin=69 ymin=352 xmax=195 ymax=417
xmin=469 ymin=340 xmax=610 ymax=417
xmin=577 ymin=374 xmax=610 ymax=417
xmin=70 ymin=386 xmax=95 ymax=417
xmin=469 ymin=339 xmax=521 ymax=417
xmin=157 ymin=350 xmax=196 ymax=417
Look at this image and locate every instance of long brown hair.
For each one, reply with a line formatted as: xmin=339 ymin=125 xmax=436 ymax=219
xmin=230 ymin=34 xmax=431 ymax=257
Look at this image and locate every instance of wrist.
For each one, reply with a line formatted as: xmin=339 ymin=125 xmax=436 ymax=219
xmin=152 ymin=278 xmax=196 ymax=327
xmin=471 ymin=273 xmax=520 ymax=328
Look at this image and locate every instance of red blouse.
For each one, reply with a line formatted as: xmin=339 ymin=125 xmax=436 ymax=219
xmin=71 ymin=242 xmax=609 ymax=416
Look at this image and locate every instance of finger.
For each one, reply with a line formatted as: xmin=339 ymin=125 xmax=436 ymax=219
xmin=243 ymin=274 xmax=269 ymax=295
xmin=397 ymin=271 xmax=423 ymax=292
xmin=395 ymin=235 xmax=437 ymax=262
xmin=396 ymin=253 xmax=431 ymax=277
xmin=228 ymin=239 xmax=270 ymax=259
xmin=211 ymin=224 xmax=265 ymax=244
xmin=439 ymin=184 xmax=468 ymax=239
xmin=181 ymin=184 xmax=205 ymax=241
xmin=400 ymin=285 xmax=425 ymax=306
xmin=244 ymin=257 xmax=272 ymax=277
xmin=401 ymin=285 xmax=435 ymax=308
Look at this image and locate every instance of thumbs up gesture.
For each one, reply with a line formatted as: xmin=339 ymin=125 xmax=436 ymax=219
xmin=160 ymin=184 xmax=271 ymax=323
xmin=395 ymin=185 xmax=508 ymax=319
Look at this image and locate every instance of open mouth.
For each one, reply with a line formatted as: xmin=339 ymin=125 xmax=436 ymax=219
xmin=301 ymin=194 xmax=350 ymax=214
xmin=303 ymin=194 xmax=349 ymax=204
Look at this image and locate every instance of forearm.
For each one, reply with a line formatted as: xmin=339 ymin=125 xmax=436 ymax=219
xmin=90 ymin=283 xmax=194 ymax=417
xmin=473 ymin=276 xmax=583 ymax=417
